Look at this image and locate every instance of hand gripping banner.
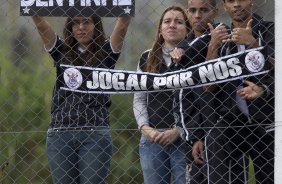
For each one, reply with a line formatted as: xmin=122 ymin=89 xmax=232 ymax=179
xmin=59 ymin=47 xmax=269 ymax=94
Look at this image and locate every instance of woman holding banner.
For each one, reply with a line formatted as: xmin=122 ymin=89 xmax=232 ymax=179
xmin=32 ymin=15 xmax=130 ymax=184
xmin=133 ymin=6 xmax=191 ymax=184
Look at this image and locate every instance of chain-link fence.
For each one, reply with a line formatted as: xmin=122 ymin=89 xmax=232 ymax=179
xmin=0 ymin=0 xmax=274 ymax=183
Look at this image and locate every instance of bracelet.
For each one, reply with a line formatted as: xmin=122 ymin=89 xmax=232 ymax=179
xmin=139 ymin=124 xmax=145 ymax=131
xmin=260 ymin=84 xmax=270 ymax=98
xmin=174 ymin=125 xmax=185 ymax=140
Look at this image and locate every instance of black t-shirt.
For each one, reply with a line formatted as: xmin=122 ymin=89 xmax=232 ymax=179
xmin=49 ymin=37 xmax=120 ymax=128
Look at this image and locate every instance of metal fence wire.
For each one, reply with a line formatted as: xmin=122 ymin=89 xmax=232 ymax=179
xmin=0 ymin=0 xmax=274 ymax=184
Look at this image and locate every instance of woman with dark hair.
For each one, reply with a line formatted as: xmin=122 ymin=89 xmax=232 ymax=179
xmin=133 ymin=6 xmax=191 ymax=184
xmin=32 ymin=15 xmax=130 ymax=184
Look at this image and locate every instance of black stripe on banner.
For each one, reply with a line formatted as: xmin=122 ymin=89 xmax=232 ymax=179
xmin=59 ymin=47 xmax=269 ymax=94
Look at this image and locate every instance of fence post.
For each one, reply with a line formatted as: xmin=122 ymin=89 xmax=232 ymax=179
xmin=275 ymin=0 xmax=282 ymax=183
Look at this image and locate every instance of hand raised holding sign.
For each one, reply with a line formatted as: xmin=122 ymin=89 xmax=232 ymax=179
xmin=31 ymin=7 xmax=131 ymax=183
xmin=223 ymin=19 xmax=259 ymax=48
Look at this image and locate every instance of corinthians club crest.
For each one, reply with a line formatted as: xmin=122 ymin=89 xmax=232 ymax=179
xmin=245 ymin=50 xmax=265 ymax=73
xmin=64 ymin=68 xmax=83 ymax=89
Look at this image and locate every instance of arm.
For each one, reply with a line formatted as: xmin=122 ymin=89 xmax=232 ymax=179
xmin=133 ymin=93 xmax=163 ymax=142
xmin=32 ymin=16 xmax=56 ymax=51
xmin=154 ymin=127 xmax=181 ymax=145
xmin=263 ymin=21 xmax=275 ymax=68
xmin=236 ymin=19 xmax=274 ymax=99
xmin=237 ymin=80 xmax=270 ymax=100
xmin=205 ymin=23 xmax=229 ymax=92
xmin=227 ymin=19 xmax=259 ymax=49
xmin=170 ymin=38 xmax=189 ymax=63
xmin=206 ymin=23 xmax=229 ymax=60
xmin=110 ymin=16 xmax=131 ymax=53
xmin=133 ymin=92 xmax=150 ymax=130
xmin=133 ymin=61 xmax=160 ymax=141
xmin=192 ymin=140 xmax=204 ymax=165
xmin=170 ymin=48 xmax=185 ymax=63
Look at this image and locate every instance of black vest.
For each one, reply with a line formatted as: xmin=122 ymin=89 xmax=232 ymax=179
xmin=138 ymin=51 xmax=176 ymax=129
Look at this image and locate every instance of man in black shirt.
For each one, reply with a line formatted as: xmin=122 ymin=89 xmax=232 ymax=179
xmin=171 ymin=0 xmax=248 ymax=183
xmin=196 ymin=0 xmax=274 ymax=183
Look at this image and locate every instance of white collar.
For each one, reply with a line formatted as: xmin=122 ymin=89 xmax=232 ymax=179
xmin=162 ymin=46 xmax=174 ymax=67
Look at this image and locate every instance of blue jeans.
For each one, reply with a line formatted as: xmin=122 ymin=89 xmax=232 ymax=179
xmin=46 ymin=127 xmax=112 ymax=184
xmin=139 ymin=136 xmax=188 ymax=184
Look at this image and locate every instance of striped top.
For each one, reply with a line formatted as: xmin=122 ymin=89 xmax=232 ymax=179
xmin=48 ymin=36 xmax=120 ymax=128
